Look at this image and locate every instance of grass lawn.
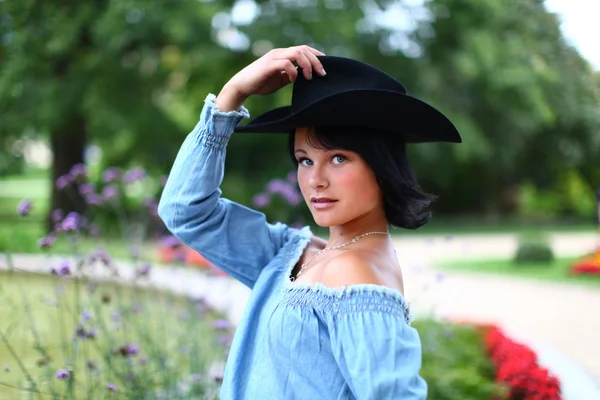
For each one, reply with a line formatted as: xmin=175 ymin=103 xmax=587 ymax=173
xmin=0 ymin=223 xmax=161 ymax=263
xmin=437 ymin=257 xmax=600 ymax=288
xmin=0 ymin=272 xmax=227 ymax=399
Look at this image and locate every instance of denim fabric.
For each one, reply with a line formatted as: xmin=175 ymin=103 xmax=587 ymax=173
xmin=158 ymin=94 xmax=428 ymax=399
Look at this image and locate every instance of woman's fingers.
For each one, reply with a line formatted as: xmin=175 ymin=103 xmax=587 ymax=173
xmin=273 ymin=59 xmax=298 ymax=83
xmin=279 ymin=47 xmax=313 ymax=80
xmin=274 ymin=46 xmax=326 ymax=80
xmin=303 ymin=48 xmax=326 ymax=76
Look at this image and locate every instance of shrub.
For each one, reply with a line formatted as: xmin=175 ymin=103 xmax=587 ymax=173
xmin=513 ymin=234 xmax=554 ymax=264
xmin=415 ymin=319 xmax=507 ymax=400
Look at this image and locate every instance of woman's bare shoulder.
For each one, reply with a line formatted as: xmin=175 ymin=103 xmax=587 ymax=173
xmin=320 ymin=251 xmax=404 ymax=293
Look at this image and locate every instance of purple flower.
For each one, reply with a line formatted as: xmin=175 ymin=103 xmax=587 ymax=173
xmin=111 ymin=312 xmax=121 ymax=322
xmin=81 ymin=311 xmax=92 ymax=322
xmin=56 ymin=175 xmax=71 ymax=190
xmin=75 ymin=325 xmax=87 ymax=339
xmin=84 ymin=193 xmax=103 ymax=206
xmin=102 ymin=167 xmax=121 ymax=183
xmin=136 ymin=263 xmax=151 ymax=277
xmin=123 ymin=167 xmax=146 ymax=184
xmin=252 ymin=193 xmax=270 ymax=208
xmin=85 ymin=328 xmax=97 ymax=339
xmin=38 ymin=235 xmax=56 ymax=250
xmin=131 ymin=303 xmax=143 ymax=313
xmin=78 ymin=183 xmax=95 ymax=196
xmin=106 ymin=383 xmax=118 ymax=392
xmin=55 ymin=369 xmax=70 ymax=380
xmin=17 ymin=200 xmax=32 ymax=216
xmin=280 ymin=186 xmax=302 ymax=206
xmin=266 ymin=178 xmax=288 ymax=194
xmin=125 ymin=344 xmax=139 ymax=356
xmin=61 ymin=212 xmax=81 ymax=232
xmin=51 ymin=261 xmax=71 ymax=277
xmin=69 ymin=164 xmax=87 ymax=182
xmin=214 ymin=319 xmax=230 ymax=330
xmin=51 ymin=209 xmax=64 ymax=223
xmin=101 ymin=185 xmax=119 ymax=201
xmin=89 ymin=249 xmax=111 ymax=266
xmin=194 ymin=297 xmax=208 ymax=315
xmin=286 ymin=171 xmax=297 ymax=184
xmin=264 ymin=178 xmax=302 ymax=206
xmin=161 ymin=235 xmax=181 ymax=248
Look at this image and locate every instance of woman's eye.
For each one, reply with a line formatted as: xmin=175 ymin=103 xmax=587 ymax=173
xmin=298 ymin=158 xmax=312 ymax=166
xmin=332 ymin=155 xmax=346 ymax=164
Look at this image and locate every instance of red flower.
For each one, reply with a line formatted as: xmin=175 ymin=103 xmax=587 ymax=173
xmin=485 ymin=326 xmax=562 ymax=399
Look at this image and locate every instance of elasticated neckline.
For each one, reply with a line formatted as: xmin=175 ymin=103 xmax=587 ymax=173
xmin=281 ymin=227 xmax=413 ymax=324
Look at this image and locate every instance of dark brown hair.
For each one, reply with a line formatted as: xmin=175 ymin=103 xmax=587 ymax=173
xmin=288 ymin=127 xmax=437 ymax=229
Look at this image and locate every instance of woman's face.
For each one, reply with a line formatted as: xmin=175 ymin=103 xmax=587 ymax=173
xmin=293 ymin=128 xmax=384 ymax=227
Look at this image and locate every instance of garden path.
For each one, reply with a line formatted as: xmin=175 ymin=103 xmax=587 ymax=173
xmin=395 ymin=231 xmax=600 ymax=400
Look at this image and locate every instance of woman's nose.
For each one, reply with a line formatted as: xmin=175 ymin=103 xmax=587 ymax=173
xmin=308 ymin=167 xmax=329 ymax=189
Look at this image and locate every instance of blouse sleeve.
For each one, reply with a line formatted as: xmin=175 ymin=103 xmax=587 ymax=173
xmin=328 ymin=290 xmax=427 ymax=400
xmin=158 ymin=94 xmax=289 ymax=289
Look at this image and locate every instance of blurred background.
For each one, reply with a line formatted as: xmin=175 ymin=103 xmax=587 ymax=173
xmin=1 ymin=0 xmax=599 ymax=237
xmin=1 ymin=0 xmax=600 ymax=399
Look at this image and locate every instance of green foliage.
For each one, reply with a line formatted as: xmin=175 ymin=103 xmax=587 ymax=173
xmin=415 ymin=319 xmax=507 ymax=400
xmin=512 ymin=232 xmax=555 ymax=264
xmin=519 ymin=169 xmax=597 ymax=219
xmin=513 ymin=241 xmax=555 ymax=265
xmin=411 ymin=0 xmax=600 ymax=213
xmin=2 ymin=0 xmax=600 ymax=219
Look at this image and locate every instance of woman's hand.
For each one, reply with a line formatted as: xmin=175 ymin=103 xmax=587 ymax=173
xmin=215 ymin=45 xmax=326 ymax=112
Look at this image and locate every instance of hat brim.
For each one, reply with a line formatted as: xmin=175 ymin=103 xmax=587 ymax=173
xmin=234 ymin=89 xmax=461 ymax=143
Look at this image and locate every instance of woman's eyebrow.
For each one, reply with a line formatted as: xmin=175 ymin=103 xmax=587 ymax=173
xmin=294 ymin=149 xmax=307 ymax=155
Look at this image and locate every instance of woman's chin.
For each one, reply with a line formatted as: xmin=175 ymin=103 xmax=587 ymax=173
xmin=311 ymin=214 xmax=345 ymax=228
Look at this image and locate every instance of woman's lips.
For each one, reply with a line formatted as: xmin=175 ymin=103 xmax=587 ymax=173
xmin=311 ymin=199 xmax=338 ymax=209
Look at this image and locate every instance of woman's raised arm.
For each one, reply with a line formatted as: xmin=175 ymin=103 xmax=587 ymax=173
xmin=158 ymin=46 xmax=326 ymax=288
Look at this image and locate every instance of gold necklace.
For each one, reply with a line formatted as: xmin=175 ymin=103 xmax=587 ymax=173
xmin=290 ymin=231 xmax=389 ymax=282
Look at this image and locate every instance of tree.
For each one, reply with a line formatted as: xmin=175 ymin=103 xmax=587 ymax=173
xmin=0 ymin=0 xmax=233 ymax=230
xmin=407 ymin=0 xmax=600 ymax=214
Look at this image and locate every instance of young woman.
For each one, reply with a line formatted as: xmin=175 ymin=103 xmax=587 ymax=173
xmin=158 ymin=45 xmax=461 ymax=399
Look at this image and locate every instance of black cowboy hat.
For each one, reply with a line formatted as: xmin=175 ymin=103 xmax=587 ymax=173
xmin=234 ymin=55 xmax=461 ymax=143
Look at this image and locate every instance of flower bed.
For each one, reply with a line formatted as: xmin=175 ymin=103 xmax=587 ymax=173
xmin=570 ymin=248 xmax=600 ymax=275
xmin=484 ymin=325 xmax=562 ymax=399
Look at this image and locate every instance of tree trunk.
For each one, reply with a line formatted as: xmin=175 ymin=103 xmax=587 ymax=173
xmin=47 ymin=115 xmax=87 ymax=232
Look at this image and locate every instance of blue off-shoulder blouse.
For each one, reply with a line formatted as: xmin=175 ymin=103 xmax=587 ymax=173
xmin=158 ymin=94 xmax=428 ymax=399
